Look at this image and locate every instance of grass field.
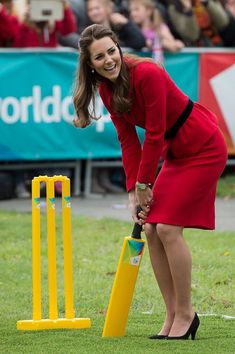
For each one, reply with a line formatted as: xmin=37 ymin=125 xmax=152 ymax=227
xmin=217 ymin=173 xmax=235 ymax=198
xmin=0 ymin=210 xmax=235 ymax=354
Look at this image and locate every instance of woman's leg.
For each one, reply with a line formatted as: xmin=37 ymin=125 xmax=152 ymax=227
xmin=144 ymin=223 xmax=175 ymax=335
xmin=156 ymin=223 xmax=194 ymax=336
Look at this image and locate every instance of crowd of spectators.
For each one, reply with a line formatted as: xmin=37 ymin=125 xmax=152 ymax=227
xmin=0 ymin=0 xmax=234 ymax=196
xmin=1 ymin=0 xmax=234 ymax=51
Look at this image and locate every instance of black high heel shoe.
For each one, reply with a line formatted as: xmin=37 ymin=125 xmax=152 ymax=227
xmin=149 ymin=334 xmax=168 ymax=340
xmin=167 ymin=313 xmax=200 ymax=340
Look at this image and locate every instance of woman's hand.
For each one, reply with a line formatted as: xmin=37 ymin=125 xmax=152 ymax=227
xmin=135 ymin=186 xmax=153 ymax=214
xmin=128 ymin=189 xmax=150 ymax=225
xmin=73 ymin=117 xmax=87 ymax=128
xmin=73 ymin=110 xmax=89 ymax=128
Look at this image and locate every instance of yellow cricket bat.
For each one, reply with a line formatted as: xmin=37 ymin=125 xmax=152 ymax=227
xmin=102 ymin=213 xmax=145 ymax=337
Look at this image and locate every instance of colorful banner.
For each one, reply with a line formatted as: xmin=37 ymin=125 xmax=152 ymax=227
xmin=0 ymin=51 xmax=121 ymax=160
xmin=164 ymin=51 xmax=199 ymax=102
xmin=199 ymin=53 xmax=235 ymax=155
xmin=0 ymin=50 xmax=198 ymax=161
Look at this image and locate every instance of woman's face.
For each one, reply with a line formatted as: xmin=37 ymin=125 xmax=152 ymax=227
xmin=87 ymin=0 xmax=110 ymax=24
xmin=89 ymin=37 xmax=122 ymax=82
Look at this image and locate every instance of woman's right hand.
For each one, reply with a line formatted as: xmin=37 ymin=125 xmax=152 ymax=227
xmin=73 ymin=117 xmax=87 ymax=128
xmin=73 ymin=110 xmax=89 ymax=128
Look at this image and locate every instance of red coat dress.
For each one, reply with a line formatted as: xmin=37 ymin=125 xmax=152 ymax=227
xmin=99 ymin=59 xmax=227 ymax=229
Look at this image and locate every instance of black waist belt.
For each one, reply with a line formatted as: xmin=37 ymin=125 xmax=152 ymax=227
xmin=164 ymin=99 xmax=194 ymax=140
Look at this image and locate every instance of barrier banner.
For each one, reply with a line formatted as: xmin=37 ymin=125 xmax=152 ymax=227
xmin=199 ymin=53 xmax=235 ymax=155
xmin=0 ymin=50 xmax=198 ymax=161
xmin=164 ymin=51 xmax=199 ymax=102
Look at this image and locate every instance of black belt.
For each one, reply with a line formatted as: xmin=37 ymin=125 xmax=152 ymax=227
xmin=164 ymin=99 xmax=194 ymax=140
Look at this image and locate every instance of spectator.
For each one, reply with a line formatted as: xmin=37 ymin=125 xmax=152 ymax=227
xmin=219 ymin=0 xmax=235 ymax=46
xmin=0 ymin=1 xmax=19 ymax=47
xmin=67 ymin=0 xmax=88 ymax=34
xmin=166 ymin=0 xmax=233 ymax=46
xmin=129 ymin=0 xmax=184 ymax=63
xmin=0 ymin=0 xmax=13 ymax=13
xmin=112 ymin=0 xmax=130 ymax=16
xmin=5 ymin=0 xmax=78 ymax=48
xmin=166 ymin=0 xmax=200 ymax=45
xmin=86 ymin=0 xmax=146 ymax=50
xmin=224 ymin=0 xmax=235 ymax=16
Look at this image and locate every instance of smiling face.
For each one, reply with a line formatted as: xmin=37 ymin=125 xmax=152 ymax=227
xmin=89 ymin=36 xmax=122 ymax=82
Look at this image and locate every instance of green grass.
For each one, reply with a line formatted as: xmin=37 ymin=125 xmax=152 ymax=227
xmin=0 ymin=212 xmax=235 ymax=354
xmin=217 ymin=174 xmax=235 ymax=198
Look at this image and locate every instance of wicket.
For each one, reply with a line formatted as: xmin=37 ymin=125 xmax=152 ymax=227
xmin=17 ymin=175 xmax=91 ymax=330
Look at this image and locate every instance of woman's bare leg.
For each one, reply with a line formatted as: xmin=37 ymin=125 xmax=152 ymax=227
xmin=144 ymin=223 xmax=175 ymax=335
xmin=156 ymin=223 xmax=194 ymax=336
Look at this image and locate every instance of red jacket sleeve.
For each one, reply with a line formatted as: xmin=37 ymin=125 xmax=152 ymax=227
xmin=111 ymin=115 xmax=142 ymax=191
xmin=135 ymin=64 xmax=167 ymax=184
xmin=99 ymin=84 xmax=142 ymax=192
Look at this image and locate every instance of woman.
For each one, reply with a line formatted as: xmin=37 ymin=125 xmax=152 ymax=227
xmin=73 ymin=24 xmax=227 ymax=340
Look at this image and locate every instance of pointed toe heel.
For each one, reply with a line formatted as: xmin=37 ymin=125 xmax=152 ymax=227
xmin=149 ymin=334 xmax=168 ymax=340
xmin=167 ymin=313 xmax=200 ymax=340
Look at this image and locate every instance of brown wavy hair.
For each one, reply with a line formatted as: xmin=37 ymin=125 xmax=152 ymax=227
xmin=73 ymin=24 xmax=131 ymax=127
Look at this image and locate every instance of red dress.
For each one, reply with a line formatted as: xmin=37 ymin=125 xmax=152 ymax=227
xmin=99 ymin=59 xmax=227 ymax=229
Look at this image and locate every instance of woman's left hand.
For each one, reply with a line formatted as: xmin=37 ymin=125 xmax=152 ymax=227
xmin=128 ymin=190 xmax=149 ymax=225
xmin=135 ymin=187 xmax=153 ymax=214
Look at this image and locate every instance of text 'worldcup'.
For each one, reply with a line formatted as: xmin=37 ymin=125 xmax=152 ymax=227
xmin=0 ymin=85 xmax=110 ymax=129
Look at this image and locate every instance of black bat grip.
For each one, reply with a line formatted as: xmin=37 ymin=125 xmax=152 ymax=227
xmin=131 ymin=206 xmax=143 ymax=239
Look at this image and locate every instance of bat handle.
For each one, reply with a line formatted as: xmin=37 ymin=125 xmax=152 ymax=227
xmin=131 ymin=205 xmax=142 ymax=239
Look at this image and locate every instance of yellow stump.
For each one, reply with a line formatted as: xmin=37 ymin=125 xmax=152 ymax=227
xmin=17 ymin=175 xmax=91 ymax=330
xmin=32 ymin=178 xmax=41 ymax=321
xmin=62 ymin=178 xmax=74 ymax=319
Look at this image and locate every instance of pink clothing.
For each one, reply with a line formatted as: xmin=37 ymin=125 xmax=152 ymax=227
xmin=142 ymin=27 xmax=164 ymax=63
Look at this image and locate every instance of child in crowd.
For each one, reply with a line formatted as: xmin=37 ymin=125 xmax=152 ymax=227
xmin=129 ymin=0 xmax=184 ymax=63
xmin=86 ymin=0 xmax=146 ymax=50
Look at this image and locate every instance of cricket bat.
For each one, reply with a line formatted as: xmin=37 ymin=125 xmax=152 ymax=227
xmin=102 ymin=209 xmax=145 ymax=337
